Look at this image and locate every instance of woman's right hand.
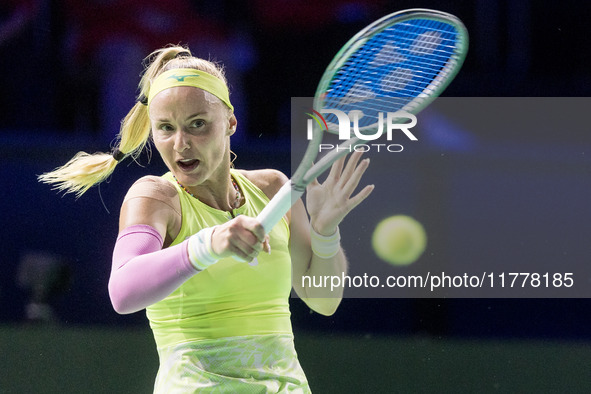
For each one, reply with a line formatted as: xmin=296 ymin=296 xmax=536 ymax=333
xmin=210 ymin=215 xmax=270 ymax=262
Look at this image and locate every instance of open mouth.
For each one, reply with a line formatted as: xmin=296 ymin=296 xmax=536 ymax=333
xmin=177 ymin=159 xmax=200 ymax=172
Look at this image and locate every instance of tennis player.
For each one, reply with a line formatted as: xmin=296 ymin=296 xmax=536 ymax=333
xmin=40 ymin=45 xmax=373 ymax=392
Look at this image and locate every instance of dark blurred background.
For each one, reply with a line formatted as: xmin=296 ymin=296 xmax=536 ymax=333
xmin=2 ymin=0 xmax=591 ymax=392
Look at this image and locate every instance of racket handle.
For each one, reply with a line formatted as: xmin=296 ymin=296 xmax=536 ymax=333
xmin=257 ymin=181 xmax=304 ymax=234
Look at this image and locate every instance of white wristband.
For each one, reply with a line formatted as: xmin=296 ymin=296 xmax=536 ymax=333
xmin=310 ymin=226 xmax=341 ymax=259
xmin=187 ymin=226 xmax=221 ymax=271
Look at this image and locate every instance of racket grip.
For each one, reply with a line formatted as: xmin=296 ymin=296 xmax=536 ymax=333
xmin=257 ymin=181 xmax=304 ymax=234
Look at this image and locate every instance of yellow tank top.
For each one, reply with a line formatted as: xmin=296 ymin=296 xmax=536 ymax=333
xmin=146 ymin=170 xmax=293 ymax=349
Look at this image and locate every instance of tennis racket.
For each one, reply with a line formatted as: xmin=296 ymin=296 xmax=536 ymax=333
xmin=257 ymin=8 xmax=469 ymax=233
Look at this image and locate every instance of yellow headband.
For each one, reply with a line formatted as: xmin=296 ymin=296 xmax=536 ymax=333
xmin=147 ymin=68 xmax=233 ymax=111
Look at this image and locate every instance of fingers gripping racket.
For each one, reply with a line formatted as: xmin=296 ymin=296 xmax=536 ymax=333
xmin=257 ymin=9 xmax=469 ymax=233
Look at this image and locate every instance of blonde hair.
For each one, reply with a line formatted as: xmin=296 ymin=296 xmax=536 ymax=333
xmin=38 ymin=45 xmax=232 ymax=197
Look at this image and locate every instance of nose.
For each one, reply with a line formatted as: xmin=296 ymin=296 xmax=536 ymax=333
xmin=173 ymin=130 xmax=190 ymax=152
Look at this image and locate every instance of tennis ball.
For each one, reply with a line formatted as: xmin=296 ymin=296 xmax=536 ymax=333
xmin=372 ymin=215 xmax=427 ymax=266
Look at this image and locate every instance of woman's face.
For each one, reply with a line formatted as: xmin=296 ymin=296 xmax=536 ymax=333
xmin=149 ymin=86 xmax=236 ymax=189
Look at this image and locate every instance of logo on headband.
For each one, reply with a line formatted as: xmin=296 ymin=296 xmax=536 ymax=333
xmin=167 ymin=73 xmax=201 ymax=82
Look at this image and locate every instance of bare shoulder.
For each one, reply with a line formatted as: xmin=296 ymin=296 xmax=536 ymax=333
xmin=124 ymin=175 xmax=178 ymax=204
xmin=120 ymin=175 xmax=181 ymax=235
xmin=237 ymin=169 xmax=288 ymax=199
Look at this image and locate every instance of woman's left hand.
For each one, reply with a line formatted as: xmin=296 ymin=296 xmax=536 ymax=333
xmin=305 ymin=151 xmax=374 ymax=236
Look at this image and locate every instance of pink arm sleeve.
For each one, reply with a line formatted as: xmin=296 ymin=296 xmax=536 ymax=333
xmin=108 ymin=224 xmax=197 ymax=314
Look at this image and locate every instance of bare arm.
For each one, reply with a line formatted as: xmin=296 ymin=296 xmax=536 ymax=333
xmin=118 ymin=176 xmax=182 ymax=243
xmin=244 ymin=157 xmax=373 ymax=316
xmin=296 ymin=152 xmax=373 ymax=315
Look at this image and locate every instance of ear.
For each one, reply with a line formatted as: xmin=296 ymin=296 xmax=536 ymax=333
xmin=227 ymin=114 xmax=237 ymax=136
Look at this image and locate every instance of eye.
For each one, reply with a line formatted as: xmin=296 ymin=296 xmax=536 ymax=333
xmin=190 ymin=119 xmax=206 ymax=128
xmin=159 ymin=123 xmax=174 ymax=132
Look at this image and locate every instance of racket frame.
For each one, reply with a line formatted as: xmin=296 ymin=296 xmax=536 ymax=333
xmin=257 ymin=9 xmax=469 ymax=233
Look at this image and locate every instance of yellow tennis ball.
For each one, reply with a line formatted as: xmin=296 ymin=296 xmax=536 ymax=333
xmin=372 ymin=215 xmax=427 ymax=266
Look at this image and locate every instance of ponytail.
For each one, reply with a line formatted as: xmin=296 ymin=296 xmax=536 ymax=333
xmin=39 ymin=45 xmax=227 ymax=197
xmin=37 ymin=101 xmax=151 ymax=197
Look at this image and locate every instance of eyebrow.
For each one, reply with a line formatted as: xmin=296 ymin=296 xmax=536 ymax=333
xmin=187 ymin=112 xmax=208 ymax=119
xmin=153 ymin=112 xmax=208 ymax=123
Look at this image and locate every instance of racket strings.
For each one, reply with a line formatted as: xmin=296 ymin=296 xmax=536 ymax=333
xmin=337 ymin=23 xmax=457 ymax=94
xmin=321 ymin=17 xmax=464 ymax=131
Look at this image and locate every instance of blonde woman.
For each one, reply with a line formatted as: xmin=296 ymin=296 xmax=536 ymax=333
xmin=40 ymin=45 xmax=373 ymax=393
